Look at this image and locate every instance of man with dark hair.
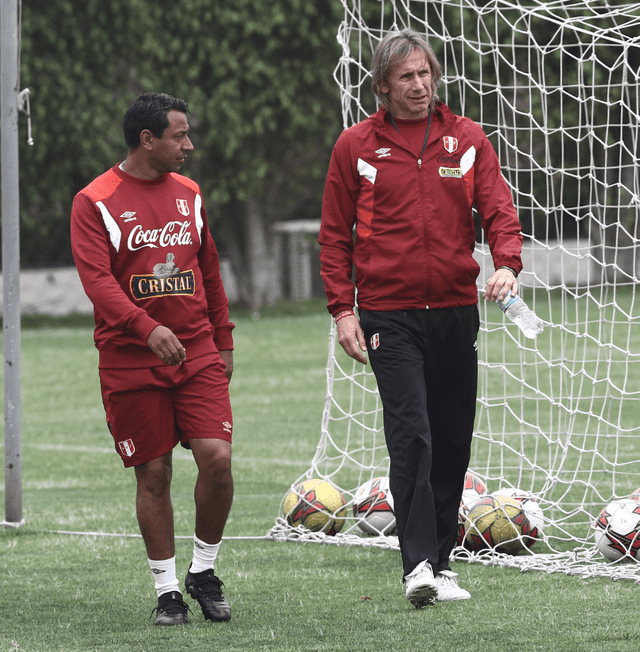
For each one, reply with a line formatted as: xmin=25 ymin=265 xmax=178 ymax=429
xmin=123 ymin=92 xmax=190 ymax=149
xmin=319 ymin=29 xmax=523 ymax=607
xmin=71 ymin=92 xmax=235 ymax=625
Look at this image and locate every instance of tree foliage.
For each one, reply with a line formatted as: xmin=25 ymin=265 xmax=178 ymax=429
xmin=18 ymin=0 xmax=343 ymax=306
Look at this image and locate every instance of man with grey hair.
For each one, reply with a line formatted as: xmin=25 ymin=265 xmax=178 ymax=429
xmin=319 ymin=28 xmax=524 ymax=607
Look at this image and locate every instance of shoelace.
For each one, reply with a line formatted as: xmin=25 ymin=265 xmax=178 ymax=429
xmin=163 ymin=598 xmax=189 ymax=614
xmin=151 ymin=596 xmax=191 ymax=620
xmin=436 ymin=575 xmax=457 ymax=589
xmin=192 ymin=575 xmax=225 ymax=600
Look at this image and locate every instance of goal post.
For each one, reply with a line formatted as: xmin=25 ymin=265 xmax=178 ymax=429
xmin=268 ymin=0 xmax=640 ymax=580
xmin=1 ymin=0 xmax=25 ymax=530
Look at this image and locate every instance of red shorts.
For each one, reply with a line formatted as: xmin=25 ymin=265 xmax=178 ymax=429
xmin=99 ymin=353 xmax=232 ymax=468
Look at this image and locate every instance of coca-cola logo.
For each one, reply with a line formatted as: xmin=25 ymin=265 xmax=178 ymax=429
xmin=127 ymin=221 xmax=193 ymax=251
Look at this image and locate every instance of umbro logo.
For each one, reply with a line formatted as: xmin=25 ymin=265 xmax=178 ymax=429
xmin=375 ymin=148 xmax=391 ymax=158
xmin=120 ymin=211 xmax=137 ymax=222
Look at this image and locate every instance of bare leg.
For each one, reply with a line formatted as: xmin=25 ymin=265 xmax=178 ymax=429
xmin=134 ymin=451 xmax=175 ymax=560
xmin=190 ymin=439 xmax=233 ymax=544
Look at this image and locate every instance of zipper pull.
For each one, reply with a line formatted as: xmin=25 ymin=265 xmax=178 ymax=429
xmin=418 ymin=159 xmax=422 ymax=170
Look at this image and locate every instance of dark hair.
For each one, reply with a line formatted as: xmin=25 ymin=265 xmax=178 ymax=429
xmin=123 ymin=92 xmax=190 ymax=148
xmin=371 ymin=28 xmax=442 ymax=112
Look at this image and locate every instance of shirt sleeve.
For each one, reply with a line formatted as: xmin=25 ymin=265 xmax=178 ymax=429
xmin=70 ymin=191 xmax=160 ymax=343
xmin=472 ymin=130 xmax=524 ymax=275
xmin=319 ymin=132 xmax=359 ymax=316
xmin=197 ymin=204 xmax=235 ymax=351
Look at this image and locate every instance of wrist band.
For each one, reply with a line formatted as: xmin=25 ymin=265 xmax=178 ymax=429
xmin=497 ymin=266 xmax=517 ymax=277
xmin=335 ymin=310 xmax=355 ymax=323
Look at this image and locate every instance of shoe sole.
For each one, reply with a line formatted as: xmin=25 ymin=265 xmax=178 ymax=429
xmin=155 ymin=615 xmax=188 ymax=626
xmin=407 ymin=583 xmax=437 ymax=608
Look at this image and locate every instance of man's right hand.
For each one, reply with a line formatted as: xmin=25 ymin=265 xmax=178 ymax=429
xmin=336 ymin=313 xmax=367 ymax=364
xmin=147 ymin=325 xmax=186 ymax=366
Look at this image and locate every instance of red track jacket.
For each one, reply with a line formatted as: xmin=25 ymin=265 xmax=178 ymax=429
xmin=319 ymin=103 xmax=523 ymax=315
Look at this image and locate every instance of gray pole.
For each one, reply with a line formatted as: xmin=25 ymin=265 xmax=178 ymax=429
xmin=2 ymin=0 xmax=24 ymax=528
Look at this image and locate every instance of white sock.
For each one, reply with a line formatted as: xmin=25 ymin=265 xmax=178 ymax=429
xmin=189 ymin=535 xmax=221 ymax=574
xmin=148 ymin=556 xmax=180 ymax=598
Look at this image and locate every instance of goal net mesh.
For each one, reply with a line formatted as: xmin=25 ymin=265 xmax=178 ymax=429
xmin=268 ymin=0 xmax=640 ymax=581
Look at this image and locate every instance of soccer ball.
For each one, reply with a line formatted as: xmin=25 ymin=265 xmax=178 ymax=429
xmin=456 ymin=471 xmax=489 ymax=546
xmin=629 ymin=487 xmax=640 ymax=502
xmin=353 ymin=476 xmax=396 ymax=536
xmin=464 ymin=494 xmax=537 ymax=555
xmin=594 ymin=499 xmax=640 ymax=561
xmin=492 ymin=487 xmax=545 ymax=541
xmin=461 ymin=470 xmax=488 ymax=510
xmin=283 ymin=479 xmax=347 ymax=535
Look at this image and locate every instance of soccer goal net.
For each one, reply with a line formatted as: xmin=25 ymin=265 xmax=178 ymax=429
xmin=268 ymin=0 xmax=640 ymax=581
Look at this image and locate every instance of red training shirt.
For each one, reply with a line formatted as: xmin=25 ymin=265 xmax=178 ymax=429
xmin=71 ymin=165 xmax=234 ymax=369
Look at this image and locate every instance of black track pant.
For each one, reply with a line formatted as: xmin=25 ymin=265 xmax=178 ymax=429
xmin=359 ymin=306 xmax=479 ymax=578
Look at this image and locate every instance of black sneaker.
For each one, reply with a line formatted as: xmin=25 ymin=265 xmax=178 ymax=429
xmin=151 ymin=591 xmax=190 ymax=626
xmin=185 ymin=568 xmax=231 ymax=622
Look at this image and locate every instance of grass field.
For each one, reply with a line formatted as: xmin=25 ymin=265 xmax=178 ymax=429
xmin=2 ymin=304 xmax=640 ymax=651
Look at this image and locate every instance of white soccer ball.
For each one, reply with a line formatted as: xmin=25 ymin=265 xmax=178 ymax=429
xmin=353 ymin=477 xmax=396 ymax=536
xmin=492 ymin=487 xmax=545 ymax=536
xmin=594 ymin=498 xmax=640 ymax=561
xmin=457 ymin=471 xmax=489 ymax=547
xmin=460 ymin=470 xmax=488 ymax=510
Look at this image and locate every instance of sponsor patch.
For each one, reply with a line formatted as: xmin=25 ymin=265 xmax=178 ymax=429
xmin=439 ymin=167 xmax=462 ymax=178
xmin=130 ymin=269 xmax=195 ymax=300
xmin=127 ymin=220 xmax=193 ymax=252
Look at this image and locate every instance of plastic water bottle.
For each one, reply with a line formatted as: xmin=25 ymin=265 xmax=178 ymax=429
xmin=497 ymin=294 xmax=544 ymax=339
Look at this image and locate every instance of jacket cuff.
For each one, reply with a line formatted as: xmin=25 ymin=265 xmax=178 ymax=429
xmin=214 ymin=322 xmax=235 ymax=351
xmin=130 ymin=312 xmax=161 ymax=345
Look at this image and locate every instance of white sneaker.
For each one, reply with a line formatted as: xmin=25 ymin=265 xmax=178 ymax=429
xmin=404 ymin=560 xmax=438 ymax=608
xmin=434 ymin=570 xmax=471 ymax=601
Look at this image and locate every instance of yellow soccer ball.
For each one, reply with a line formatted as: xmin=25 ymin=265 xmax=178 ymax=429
xmin=283 ymin=479 xmax=347 ymax=535
xmin=465 ymin=494 xmax=535 ymax=555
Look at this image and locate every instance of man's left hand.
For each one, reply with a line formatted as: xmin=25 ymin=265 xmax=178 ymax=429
xmin=219 ymin=349 xmax=233 ymax=382
xmin=483 ymin=268 xmax=518 ymax=302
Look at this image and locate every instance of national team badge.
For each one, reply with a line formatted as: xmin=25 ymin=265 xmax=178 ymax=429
xmin=370 ymin=333 xmax=380 ymax=350
xmin=118 ymin=439 xmax=136 ymax=457
xmin=443 ymin=136 xmax=458 ymax=153
xmin=176 ymin=198 xmax=190 ymax=216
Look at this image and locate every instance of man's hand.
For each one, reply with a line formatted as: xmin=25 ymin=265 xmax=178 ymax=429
xmin=219 ymin=349 xmax=233 ymax=382
xmin=483 ymin=268 xmax=518 ymax=303
xmin=336 ymin=313 xmax=367 ymax=364
xmin=147 ymin=325 xmax=186 ymax=366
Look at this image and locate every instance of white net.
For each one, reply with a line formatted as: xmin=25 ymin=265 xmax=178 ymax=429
xmin=268 ymin=0 xmax=640 ymax=581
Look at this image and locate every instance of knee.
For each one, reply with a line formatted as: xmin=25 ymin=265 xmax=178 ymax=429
xmin=135 ymin=461 xmax=173 ymax=499
xmin=193 ymin=440 xmax=232 ymax=479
